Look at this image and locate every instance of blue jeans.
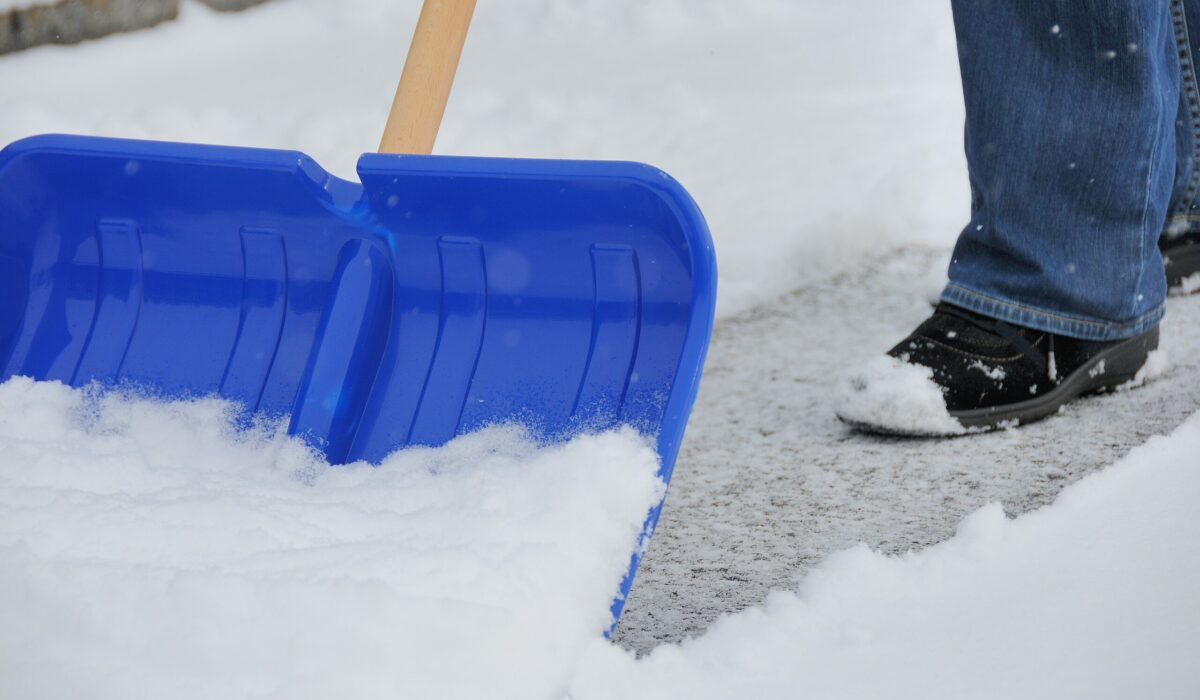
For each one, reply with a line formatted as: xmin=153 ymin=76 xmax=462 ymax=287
xmin=943 ymin=0 xmax=1199 ymax=341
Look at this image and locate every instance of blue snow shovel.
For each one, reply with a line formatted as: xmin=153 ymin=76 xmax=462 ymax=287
xmin=0 ymin=0 xmax=715 ymax=626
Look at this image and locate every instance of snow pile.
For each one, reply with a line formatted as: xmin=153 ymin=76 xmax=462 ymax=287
xmin=572 ymin=412 xmax=1200 ymax=699
xmin=0 ymin=377 xmax=663 ymax=700
xmin=833 ymin=355 xmax=964 ymax=436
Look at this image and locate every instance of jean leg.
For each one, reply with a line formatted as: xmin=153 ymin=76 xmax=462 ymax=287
xmin=943 ymin=0 xmax=1178 ymax=341
xmin=1165 ymin=0 xmax=1200 ymax=237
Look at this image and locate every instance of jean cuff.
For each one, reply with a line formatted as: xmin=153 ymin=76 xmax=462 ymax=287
xmin=940 ymin=284 xmax=1164 ymax=342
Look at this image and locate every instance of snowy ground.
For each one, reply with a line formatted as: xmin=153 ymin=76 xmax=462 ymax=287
xmin=2 ymin=0 xmax=1199 ymax=697
xmin=583 ymin=413 xmax=1200 ymax=699
xmin=4 ymin=361 xmax=1197 ymax=699
xmin=614 ymin=249 xmax=1200 ymax=652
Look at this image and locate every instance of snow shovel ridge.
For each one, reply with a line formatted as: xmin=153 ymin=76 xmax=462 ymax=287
xmin=2 ymin=134 xmax=714 ymax=234
xmin=1 ymin=133 xmax=367 ymax=212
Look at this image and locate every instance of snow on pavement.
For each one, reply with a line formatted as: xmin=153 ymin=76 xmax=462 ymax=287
xmin=2 ymin=366 xmax=1196 ymax=698
xmin=585 ymin=410 xmax=1200 ymax=699
xmin=616 ymin=249 xmax=1200 ymax=653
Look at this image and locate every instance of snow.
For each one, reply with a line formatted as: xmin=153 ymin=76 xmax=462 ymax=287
xmin=0 ymin=378 xmax=663 ymax=699
xmin=1 ymin=0 xmax=1198 ymax=697
xmin=1121 ymin=347 xmax=1171 ymax=390
xmin=576 ymin=412 xmax=1200 ymax=699
xmin=833 ymin=355 xmax=965 ymax=436
xmin=4 ymin=373 xmax=1198 ymax=699
xmin=971 ymin=359 xmax=1007 ymax=380
xmin=1176 ymin=272 xmax=1200 ymax=296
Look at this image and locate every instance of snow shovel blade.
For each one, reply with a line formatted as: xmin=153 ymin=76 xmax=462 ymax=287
xmin=0 ymin=134 xmax=716 ymax=623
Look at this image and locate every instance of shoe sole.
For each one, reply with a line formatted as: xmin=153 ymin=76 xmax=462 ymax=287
xmin=841 ymin=326 xmax=1159 ymax=437
xmin=948 ymin=326 xmax=1159 ymax=432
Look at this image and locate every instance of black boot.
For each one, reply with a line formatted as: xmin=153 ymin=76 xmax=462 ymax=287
xmin=1161 ymin=230 xmax=1200 ymax=292
xmin=836 ymin=303 xmax=1160 ymax=436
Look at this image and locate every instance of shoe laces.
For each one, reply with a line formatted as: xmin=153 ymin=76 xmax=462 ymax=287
xmin=937 ymin=305 xmax=1057 ymax=382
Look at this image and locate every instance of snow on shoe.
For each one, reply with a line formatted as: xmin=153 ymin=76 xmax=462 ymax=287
xmin=834 ymin=355 xmax=965 ymax=436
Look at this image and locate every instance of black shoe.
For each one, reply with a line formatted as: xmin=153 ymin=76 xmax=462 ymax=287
xmin=1162 ymin=230 xmax=1200 ymax=291
xmin=836 ymin=303 xmax=1160 ymax=436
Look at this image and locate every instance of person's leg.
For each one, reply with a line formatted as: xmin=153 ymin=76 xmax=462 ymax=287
xmin=1163 ymin=0 xmax=1200 ymax=288
xmin=943 ymin=0 xmax=1178 ymax=340
xmin=837 ymin=1 xmax=1179 ymax=435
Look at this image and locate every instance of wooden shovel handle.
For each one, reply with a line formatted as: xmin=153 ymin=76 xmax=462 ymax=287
xmin=378 ymin=0 xmax=477 ymax=155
